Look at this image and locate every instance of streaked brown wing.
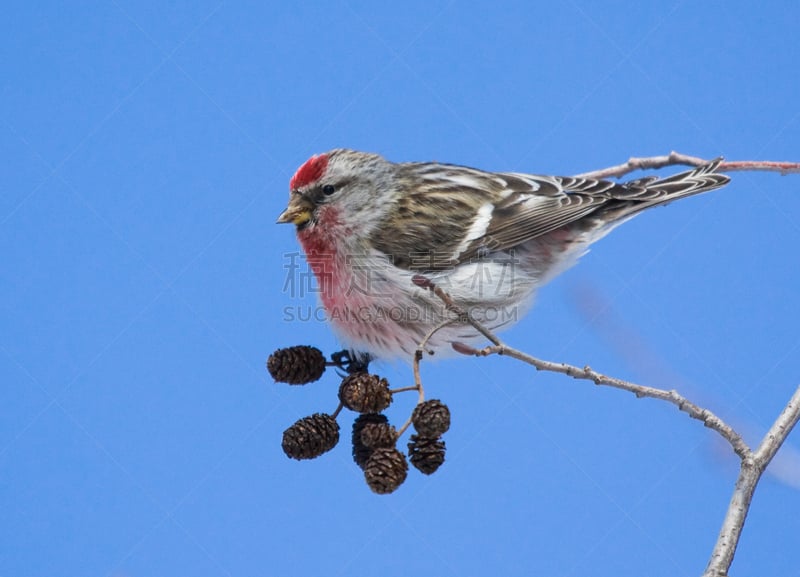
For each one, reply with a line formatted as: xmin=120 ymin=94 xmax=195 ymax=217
xmin=460 ymin=174 xmax=613 ymax=258
xmin=371 ymin=166 xmax=620 ymax=271
xmin=370 ymin=159 xmax=728 ymax=272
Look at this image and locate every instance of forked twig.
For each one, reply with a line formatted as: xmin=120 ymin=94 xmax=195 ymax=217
xmin=411 ymin=274 xmax=800 ymax=577
xmin=702 ymin=386 xmax=800 ymax=577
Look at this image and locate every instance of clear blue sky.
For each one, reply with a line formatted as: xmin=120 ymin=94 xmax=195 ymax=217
xmin=2 ymin=2 xmax=799 ymax=576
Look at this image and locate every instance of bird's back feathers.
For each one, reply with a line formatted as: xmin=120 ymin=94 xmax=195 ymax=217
xmin=371 ymin=158 xmax=729 ymax=272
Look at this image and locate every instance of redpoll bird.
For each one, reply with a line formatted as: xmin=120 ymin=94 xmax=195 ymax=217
xmin=278 ymin=149 xmax=729 ymax=361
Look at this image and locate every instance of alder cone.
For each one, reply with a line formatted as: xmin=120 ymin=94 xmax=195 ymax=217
xmin=339 ymin=373 xmax=392 ymax=413
xmin=364 ymin=447 xmax=408 ymax=494
xmin=411 ymin=399 xmax=450 ymax=437
xmin=352 ymin=413 xmax=389 ymax=469
xmin=268 ymin=346 xmax=326 ymax=384
xmin=282 ymin=413 xmax=339 ymax=460
xmin=361 ymin=421 xmax=396 ymax=450
xmin=408 ymin=434 xmax=446 ymax=475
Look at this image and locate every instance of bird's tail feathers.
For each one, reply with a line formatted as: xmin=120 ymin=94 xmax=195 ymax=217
xmin=605 ymin=158 xmax=730 ymax=221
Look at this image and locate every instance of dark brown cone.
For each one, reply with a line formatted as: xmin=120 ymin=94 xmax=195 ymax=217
xmin=411 ymin=399 xmax=451 ymax=437
xmin=361 ymin=422 xmax=396 ymax=449
xmin=268 ymin=346 xmax=326 ymax=384
xmin=338 ymin=373 xmax=392 ymax=413
xmin=281 ymin=413 xmax=339 ymax=460
xmin=364 ymin=447 xmax=408 ymax=494
xmin=352 ymin=413 xmax=388 ymax=469
xmin=408 ymin=434 xmax=446 ymax=475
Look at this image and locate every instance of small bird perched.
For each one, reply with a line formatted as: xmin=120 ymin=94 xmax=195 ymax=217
xmin=278 ymin=149 xmax=729 ymax=361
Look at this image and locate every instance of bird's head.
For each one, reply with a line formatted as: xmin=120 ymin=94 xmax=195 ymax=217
xmin=277 ymin=149 xmax=394 ymax=236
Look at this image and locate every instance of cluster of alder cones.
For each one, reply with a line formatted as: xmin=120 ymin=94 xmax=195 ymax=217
xmin=268 ymin=345 xmax=451 ymax=494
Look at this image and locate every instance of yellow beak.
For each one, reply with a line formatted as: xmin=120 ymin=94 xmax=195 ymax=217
xmin=277 ymin=196 xmax=314 ymax=227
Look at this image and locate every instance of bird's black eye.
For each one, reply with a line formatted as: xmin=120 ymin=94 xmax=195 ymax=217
xmin=322 ymin=184 xmax=336 ymax=196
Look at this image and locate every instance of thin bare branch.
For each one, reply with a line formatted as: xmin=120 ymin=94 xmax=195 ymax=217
xmin=432 ymin=273 xmax=748 ymax=458
xmin=574 ymin=151 xmax=800 ymax=180
xmin=447 ymin=298 xmax=798 ymax=577
xmin=397 ymin=316 xmax=456 ymax=437
xmin=702 ymin=386 xmax=800 ymax=577
xmin=389 ymin=385 xmax=421 ymax=395
xmin=466 ymin=343 xmax=750 ymax=459
xmin=396 ymin=354 xmax=424 ymax=437
xmin=719 ymin=160 xmax=800 ymax=175
xmin=754 ymin=386 xmax=800 ymax=466
xmin=413 ymin=274 xmax=501 ymax=346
